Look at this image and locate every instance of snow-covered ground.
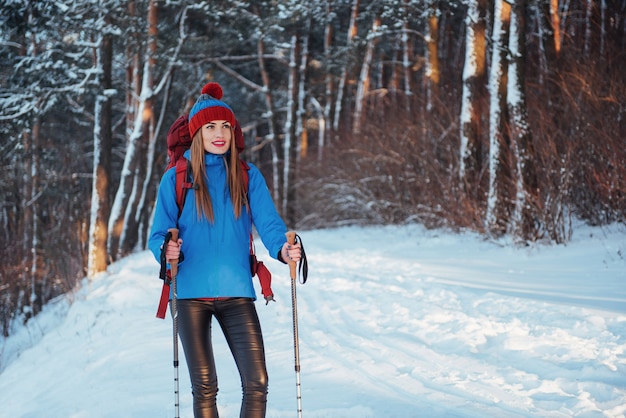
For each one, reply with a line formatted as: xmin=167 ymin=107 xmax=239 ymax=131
xmin=1 ymin=223 xmax=625 ymax=418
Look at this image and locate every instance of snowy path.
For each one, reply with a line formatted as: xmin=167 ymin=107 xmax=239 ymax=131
xmin=0 ymin=224 xmax=625 ymax=417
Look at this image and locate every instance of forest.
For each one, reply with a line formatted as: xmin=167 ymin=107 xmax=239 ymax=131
xmin=0 ymin=0 xmax=624 ymax=337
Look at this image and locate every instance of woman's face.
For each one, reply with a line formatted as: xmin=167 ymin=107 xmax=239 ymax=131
xmin=201 ymin=120 xmax=232 ymax=154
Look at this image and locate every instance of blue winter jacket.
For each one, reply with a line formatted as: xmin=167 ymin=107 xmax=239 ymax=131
xmin=148 ymin=151 xmax=287 ymax=300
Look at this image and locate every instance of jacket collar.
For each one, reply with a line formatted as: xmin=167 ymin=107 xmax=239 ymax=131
xmin=182 ymin=149 xmax=229 ymax=166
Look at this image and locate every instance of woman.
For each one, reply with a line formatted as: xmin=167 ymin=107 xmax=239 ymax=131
xmin=149 ymin=82 xmax=301 ymax=418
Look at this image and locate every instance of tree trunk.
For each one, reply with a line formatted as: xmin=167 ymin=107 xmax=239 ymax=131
xmin=283 ymin=34 xmax=299 ymax=219
xmin=425 ymin=1 xmax=441 ymax=112
xmin=551 ymin=0 xmax=562 ymax=57
xmin=21 ymin=23 xmax=39 ymax=319
xmin=296 ymin=22 xmax=310 ymax=163
xmin=20 ymin=127 xmax=32 ymax=320
xmin=87 ymin=18 xmax=112 ymax=278
xmin=27 ymin=118 xmax=41 ymax=317
xmin=402 ymin=0 xmax=413 ymax=113
xmin=459 ymin=0 xmax=487 ymax=198
xmin=257 ymin=37 xmax=281 ymax=205
xmin=485 ymin=0 xmax=513 ymax=236
xmin=323 ymin=1 xmax=334 ymax=154
xmin=507 ymin=0 xmax=540 ymax=241
xmin=333 ymin=0 xmax=360 ymax=132
xmin=353 ymin=16 xmax=381 ymax=134
xmin=282 ymin=23 xmax=311 ymax=226
xmin=584 ymin=0 xmax=593 ymax=57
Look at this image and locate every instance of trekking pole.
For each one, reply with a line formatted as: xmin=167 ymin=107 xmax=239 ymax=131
xmin=168 ymin=228 xmax=181 ymax=418
xmin=286 ymin=231 xmax=303 ymax=418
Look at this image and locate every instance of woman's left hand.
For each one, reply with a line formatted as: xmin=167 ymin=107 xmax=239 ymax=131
xmin=281 ymin=241 xmax=301 ymax=263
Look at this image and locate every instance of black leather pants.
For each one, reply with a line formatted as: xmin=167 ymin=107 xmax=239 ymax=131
xmin=176 ymin=298 xmax=268 ymax=418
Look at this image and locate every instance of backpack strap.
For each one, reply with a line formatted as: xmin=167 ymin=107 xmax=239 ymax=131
xmin=175 ymin=158 xmax=194 ymax=217
xmin=156 ymin=271 xmax=172 ymax=319
xmin=240 ymin=159 xmax=250 ymax=192
xmin=239 ymin=159 xmax=275 ymax=304
xmin=156 ymin=231 xmax=173 ymax=319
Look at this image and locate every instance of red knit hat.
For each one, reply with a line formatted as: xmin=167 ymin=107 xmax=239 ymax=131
xmin=188 ymin=82 xmax=236 ymax=139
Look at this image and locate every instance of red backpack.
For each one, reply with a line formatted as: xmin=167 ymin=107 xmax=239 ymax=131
xmin=156 ymin=114 xmax=275 ymax=319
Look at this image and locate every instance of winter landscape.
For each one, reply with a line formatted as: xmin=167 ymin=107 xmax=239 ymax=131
xmin=1 ymin=223 xmax=625 ymax=418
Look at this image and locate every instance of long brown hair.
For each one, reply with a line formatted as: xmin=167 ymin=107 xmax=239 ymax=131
xmin=189 ymin=127 xmax=248 ymax=222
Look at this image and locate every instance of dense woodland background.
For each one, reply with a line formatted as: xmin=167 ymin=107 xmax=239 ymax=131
xmin=0 ymin=0 xmax=624 ymax=337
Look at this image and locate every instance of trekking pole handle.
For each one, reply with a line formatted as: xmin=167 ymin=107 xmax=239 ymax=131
xmin=168 ymin=228 xmax=179 ymax=278
xmin=286 ymin=231 xmax=297 ymax=279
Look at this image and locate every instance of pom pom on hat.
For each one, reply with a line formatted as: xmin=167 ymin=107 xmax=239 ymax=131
xmin=188 ymin=82 xmax=236 ymax=139
xmin=201 ymin=82 xmax=223 ymax=99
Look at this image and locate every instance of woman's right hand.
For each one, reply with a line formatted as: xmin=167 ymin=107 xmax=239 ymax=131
xmin=166 ymin=238 xmax=183 ymax=261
